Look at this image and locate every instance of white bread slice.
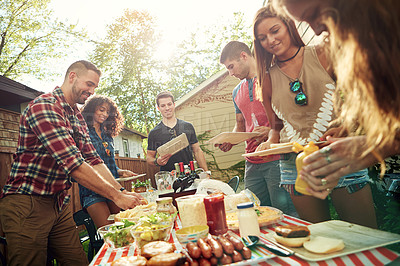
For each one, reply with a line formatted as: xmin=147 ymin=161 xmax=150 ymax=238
xmin=303 ymin=236 xmax=345 ymax=254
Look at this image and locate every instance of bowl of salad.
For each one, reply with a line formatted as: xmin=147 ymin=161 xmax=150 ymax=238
xmin=130 ymin=212 xmax=175 ymax=248
xmin=98 ymin=219 xmax=137 ymax=249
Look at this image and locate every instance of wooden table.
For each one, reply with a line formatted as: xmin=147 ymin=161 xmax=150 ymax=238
xmin=90 ymin=215 xmax=399 ymax=265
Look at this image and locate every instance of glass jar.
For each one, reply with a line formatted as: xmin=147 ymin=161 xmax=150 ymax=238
xmin=156 ymin=197 xmax=175 ymax=214
xmin=237 ymin=202 xmax=260 ymax=237
xmin=176 ymin=195 xmax=207 ymax=228
xmin=203 ymin=193 xmax=228 ymax=235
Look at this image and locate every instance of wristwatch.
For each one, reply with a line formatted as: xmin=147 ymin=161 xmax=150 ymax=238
xmin=154 ymin=158 xmax=161 ymax=167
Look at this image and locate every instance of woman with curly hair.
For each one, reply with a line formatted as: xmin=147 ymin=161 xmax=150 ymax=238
xmin=80 ymin=95 xmax=138 ymax=227
xmin=272 ymin=0 xmax=400 ymax=200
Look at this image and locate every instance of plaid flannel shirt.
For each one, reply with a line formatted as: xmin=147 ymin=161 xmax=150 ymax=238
xmin=1 ymin=87 xmax=103 ymax=211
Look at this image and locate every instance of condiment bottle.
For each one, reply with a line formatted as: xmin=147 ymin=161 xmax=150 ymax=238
xmin=203 ymin=193 xmax=228 ymax=235
xmin=237 ymin=202 xmax=260 ymax=237
xmin=293 ymin=141 xmax=319 ymax=196
xmin=156 ymin=197 xmax=175 ymax=214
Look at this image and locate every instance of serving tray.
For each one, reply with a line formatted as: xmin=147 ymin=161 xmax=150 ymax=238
xmin=207 ymin=132 xmax=260 ymax=145
xmin=271 ymin=220 xmax=400 ymax=261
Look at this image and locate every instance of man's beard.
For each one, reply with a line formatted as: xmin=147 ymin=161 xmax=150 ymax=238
xmin=72 ymin=83 xmax=88 ymax=104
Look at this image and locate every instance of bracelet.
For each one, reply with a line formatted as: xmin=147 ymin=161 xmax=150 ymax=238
xmin=154 ymin=158 xmax=161 ymax=167
xmin=120 ymin=187 xmax=126 ymax=192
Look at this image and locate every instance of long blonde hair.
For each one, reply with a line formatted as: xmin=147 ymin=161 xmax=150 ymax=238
xmin=253 ymin=5 xmax=305 ymax=97
xmin=325 ymin=0 xmax=400 ymax=156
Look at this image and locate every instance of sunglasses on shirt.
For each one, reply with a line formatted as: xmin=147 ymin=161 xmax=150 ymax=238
xmin=289 ymin=79 xmax=308 ymax=106
xmin=169 ymin=128 xmax=177 ymax=140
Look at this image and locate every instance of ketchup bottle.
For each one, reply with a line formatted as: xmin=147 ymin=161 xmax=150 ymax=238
xmin=293 ymin=141 xmax=319 ymax=195
xmin=203 ymin=194 xmax=228 ymax=235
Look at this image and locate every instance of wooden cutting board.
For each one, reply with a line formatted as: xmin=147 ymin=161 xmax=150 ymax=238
xmin=242 ymin=145 xmax=293 ymax=157
xmin=207 ymin=132 xmax=260 ymax=145
xmin=157 ymin=133 xmax=189 ymax=156
xmin=280 ymin=220 xmax=400 ymax=261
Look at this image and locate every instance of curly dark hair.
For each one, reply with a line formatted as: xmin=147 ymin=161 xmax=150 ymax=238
xmin=81 ymin=95 xmax=124 ymax=137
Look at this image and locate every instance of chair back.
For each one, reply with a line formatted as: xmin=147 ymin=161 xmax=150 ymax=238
xmin=227 ymin=176 xmax=240 ymax=192
xmin=73 ymin=209 xmax=103 ymax=261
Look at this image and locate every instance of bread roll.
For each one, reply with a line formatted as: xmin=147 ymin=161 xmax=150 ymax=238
xmin=111 ymin=255 xmax=147 ymax=266
xmin=147 ymin=252 xmax=186 ymax=266
xmin=303 ymin=236 xmax=345 ymax=254
xmin=273 ymin=233 xmax=310 ymax=247
xmin=140 ymin=241 xmax=175 ymax=258
xmin=273 ymin=225 xmax=311 ymax=247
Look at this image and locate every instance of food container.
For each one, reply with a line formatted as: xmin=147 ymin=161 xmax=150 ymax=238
xmin=175 ymin=225 xmax=209 ymax=244
xmin=175 ymin=195 xmax=207 ymax=228
xmin=237 ymin=202 xmax=260 ymax=237
xmin=130 ymin=222 xmax=173 ymax=248
xmin=226 ymin=206 xmax=283 ymax=230
xmin=98 ymin=222 xmax=137 ymax=249
xmin=155 ymin=171 xmax=174 ymax=191
xmin=156 ymin=197 xmax=176 ymax=214
xmin=203 ymin=193 xmax=228 ymax=235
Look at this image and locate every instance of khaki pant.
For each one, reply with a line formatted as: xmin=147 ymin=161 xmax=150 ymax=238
xmin=0 ymin=194 xmax=88 ymax=266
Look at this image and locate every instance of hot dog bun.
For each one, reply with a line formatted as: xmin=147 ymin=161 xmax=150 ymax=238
xmin=140 ymin=241 xmax=175 ymax=258
xmin=273 ymin=225 xmax=310 ymax=247
xmin=303 ymin=236 xmax=345 ymax=254
xmin=111 ymin=256 xmax=147 ymax=266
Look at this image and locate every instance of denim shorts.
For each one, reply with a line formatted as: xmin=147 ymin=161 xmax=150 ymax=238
xmin=280 ymin=153 xmax=370 ymax=196
xmin=79 ymin=184 xmax=111 ymax=209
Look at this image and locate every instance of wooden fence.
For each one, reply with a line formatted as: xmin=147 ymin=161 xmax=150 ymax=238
xmin=0 ymin=151 xmax=159 ymax=216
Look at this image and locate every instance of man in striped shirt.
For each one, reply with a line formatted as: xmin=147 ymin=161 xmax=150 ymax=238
xmin=0 ymin=60 xmax=144 ymax=265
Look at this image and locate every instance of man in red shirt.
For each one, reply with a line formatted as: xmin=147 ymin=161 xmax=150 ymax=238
xmin=0 ymin=60 xmax=144 ymax=265
xmin=219 ymin=41 xmax=296 ymax=216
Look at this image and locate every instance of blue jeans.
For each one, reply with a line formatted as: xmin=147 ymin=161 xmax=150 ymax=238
xmin=79 ymin=184 xmax=111 ymax=209
xmin=245 ymin=160 xmax=298 ymax=217
xmin=280 ymin=153 xmax=370 ymax=195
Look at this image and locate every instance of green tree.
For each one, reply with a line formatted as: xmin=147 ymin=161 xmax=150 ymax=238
xmin=91 ymin=11 xmax=252 ymax=135
xmin=91 ymin=10 xmax=164 ymax=135
xmin=0 ymin=0 xmax=86 ymax=79
xmin=166 ymin=12 xmax=253 ymax=96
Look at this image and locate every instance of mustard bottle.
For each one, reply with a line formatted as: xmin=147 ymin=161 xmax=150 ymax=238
xmin=292 ymin=141 xmax=319 ymax=195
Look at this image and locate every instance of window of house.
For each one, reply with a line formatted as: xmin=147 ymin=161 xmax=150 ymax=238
xmin=123 ymin=139 xmax=130 ymax=157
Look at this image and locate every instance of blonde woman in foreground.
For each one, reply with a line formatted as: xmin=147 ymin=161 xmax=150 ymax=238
xmin=272 ymin=0 xmax=400 ymax=200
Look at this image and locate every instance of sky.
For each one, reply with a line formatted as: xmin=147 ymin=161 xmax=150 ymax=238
xmin=23 ymin=0 xmax=264 ymax=92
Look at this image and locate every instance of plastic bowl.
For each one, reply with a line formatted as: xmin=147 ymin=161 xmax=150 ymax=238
xmin=175 ymin=225 xmax=209 ymax=244
xmin=130 ymin=222 xmax=173 ymax=248
xmin=97 ymin=222 xmax=137 ymax=249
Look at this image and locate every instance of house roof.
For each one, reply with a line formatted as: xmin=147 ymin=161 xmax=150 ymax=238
xmin=0 ymin=75 xmax=43 ymax=106
xmin=122 ymin=126 xmax=147 ymax=139
xmin=175 ymin=69 xmax=228 ymax=107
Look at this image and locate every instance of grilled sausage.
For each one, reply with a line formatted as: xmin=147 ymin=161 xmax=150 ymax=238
xmin=198 ymin=258 xmax=211 ymax=266
xmin=231 ymin=250 xmax=243 ymax=262
xmin=197 ymin=238 xmax=212 ymax=259
xmin=206 ymin=235 xmax=223 ymax=258
xmin=219 ymin=254 xmax=232 ymax=265
xmin=186 ymin=242 xmax=201 ymax=259
xmin=224 ymin=233 xmax=244 ymax=251
xmin=217 ymin=235 xmax=234 ymax=254
xmin=241 ymin=246 xmax=252 ymax=260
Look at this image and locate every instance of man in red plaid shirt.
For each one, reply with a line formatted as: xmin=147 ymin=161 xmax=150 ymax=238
xmin=0 ymin=60 xmax=145 ymax=265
